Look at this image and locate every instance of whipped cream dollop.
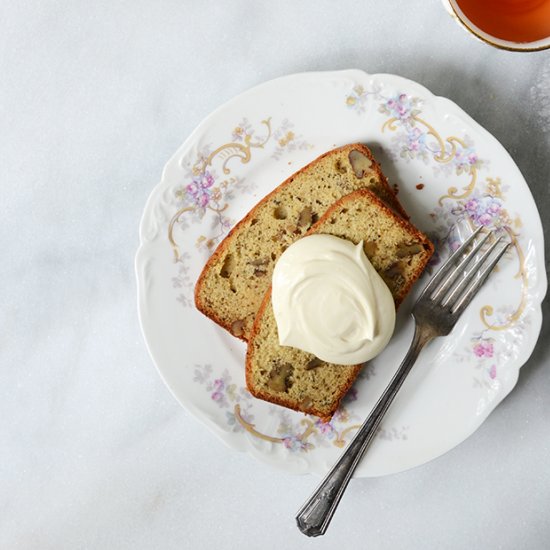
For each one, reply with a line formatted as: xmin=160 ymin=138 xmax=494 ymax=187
xmin=271 ymin=234 xmax=396 ymax=365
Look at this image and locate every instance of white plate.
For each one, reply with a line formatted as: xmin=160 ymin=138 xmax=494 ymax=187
xmin=136 ymin=70 xmax=546 ymax=477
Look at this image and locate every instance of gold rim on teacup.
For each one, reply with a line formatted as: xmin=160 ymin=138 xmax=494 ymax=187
xmin=445 ymin=0 xmax=550 ymax=52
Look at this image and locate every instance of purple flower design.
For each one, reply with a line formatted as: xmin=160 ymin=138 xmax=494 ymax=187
xmin=211 ymin=378 xmax=225 ymax=402
xmin=380 ymin=93 xmax=420 ymax=122
xmin=464 ymin=195 xmax=502 ymax=227
xmin=282 ymin=435 xmax=314 ymax=452
xmin=314 ymin=420 xmax=336 ymax=437
xmin=452 ymin=147 xmax=482 ymax=175
xmin=408 ymin=127 xmax=424 ymax=151
xmin=473 ymin=341 xmax=494 ymax=358
xmin=400 ymin=125 xmax=429 ymax=159
xmin=489 ymin=364 xmax=497 ymax=379
xmin=186 ymin=170 xmax=215 ymax=208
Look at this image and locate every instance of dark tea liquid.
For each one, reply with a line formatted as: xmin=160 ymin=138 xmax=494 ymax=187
xmin=455 ymin=0 xmax=550 ymax=43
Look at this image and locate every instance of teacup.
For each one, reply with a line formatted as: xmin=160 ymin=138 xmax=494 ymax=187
xmin=443 ymin=0 xmax=550 ymax=51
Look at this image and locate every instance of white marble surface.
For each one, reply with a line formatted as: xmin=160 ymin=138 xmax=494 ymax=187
xmin=2 ymin=1 xmax=550 ymax=548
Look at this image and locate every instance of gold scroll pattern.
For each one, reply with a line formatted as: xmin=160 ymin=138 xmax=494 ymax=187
xmin=234 ymin=405 xmax=362 ymax=450
xmin=381 ymin=110 xmax=527 ymax=332
xmin=168 ymin=118 xmax=272 ymax=262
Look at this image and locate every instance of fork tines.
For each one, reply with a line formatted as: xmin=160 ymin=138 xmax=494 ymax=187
xmin=421 ymin=226 xmax=511 ymax=317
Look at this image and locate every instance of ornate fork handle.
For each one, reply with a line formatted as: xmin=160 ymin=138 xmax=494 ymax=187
xmin=296 ymin=322 xmax=435 ymax=537
xmin=297 ymin=227 xmax=510 ymax=536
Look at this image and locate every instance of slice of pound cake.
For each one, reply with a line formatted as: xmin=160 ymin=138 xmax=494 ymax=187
xmin=194 ymin=144 xmax=407 ymax=341
xmin=245 ymin=188 xmax=434 ymax=421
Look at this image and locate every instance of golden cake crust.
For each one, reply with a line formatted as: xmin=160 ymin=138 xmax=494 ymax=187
xmin=245 ymin=188 xmax=434 ymax=420
xmin=194 ymin=144 xmax=407 ymax=341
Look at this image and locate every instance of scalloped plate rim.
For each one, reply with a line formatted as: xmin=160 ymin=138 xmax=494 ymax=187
xmin=135 ymin=69 xmax=547 ymax=477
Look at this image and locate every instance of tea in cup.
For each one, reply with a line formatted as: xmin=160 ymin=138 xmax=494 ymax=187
xmin=444 ymin=0 xmax=550 ymax=51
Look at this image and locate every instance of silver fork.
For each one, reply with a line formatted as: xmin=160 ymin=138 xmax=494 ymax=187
xmin=296 ymin=226 xmax=510 ymax=537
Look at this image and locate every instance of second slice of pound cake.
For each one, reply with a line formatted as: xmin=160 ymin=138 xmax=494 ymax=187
xmin=245 ymin=188 xmax=434 ymax=421
xmin=195 ymin=144 xmax=407 ymax=341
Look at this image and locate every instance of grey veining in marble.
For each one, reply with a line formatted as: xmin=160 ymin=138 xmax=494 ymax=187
xmin=1 ymin=1 xmax=549 ymax=549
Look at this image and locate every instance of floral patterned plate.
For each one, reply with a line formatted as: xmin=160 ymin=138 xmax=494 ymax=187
xmin=136 ymin=70 xmax=546 ymax=477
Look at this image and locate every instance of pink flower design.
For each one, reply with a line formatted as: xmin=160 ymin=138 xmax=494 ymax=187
xmin=406 ymin=126 xmax=426 ymax=153
xmin=186 ymin=181 xmax=198 ymax=196
xmin=489 ymin=364 xmax=497 ymax=379
xmin=210 ymin=378 xmax=225 ymax=402
xmin=316 ymin=421 xmax=335 ymax=436
xmin=186 ymin=170 xmax=216 ymax=209
xmin=382 ymin=93 xmax=419 ymax=121
xmin=465 ymin=198 xmax=479 ymax=214
xmin=211 ymin=391 xmax=223 ymax=402
xmin=477 ymin=213 xmax=492 ymax=226
xmin=473 ymin=341 xmax=494 ymax=358
xmin=452 ymin=146 xmax=482 ymax=175
xmin=282 ymin=435 xmax=313 ymax=452
xmin=282 ymin=437 xmax=294 ymax=449
xmin=487 ymin=202 xmax=500 ymax=215
xmin=463 ymin=194 xmax=503 ymax=228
